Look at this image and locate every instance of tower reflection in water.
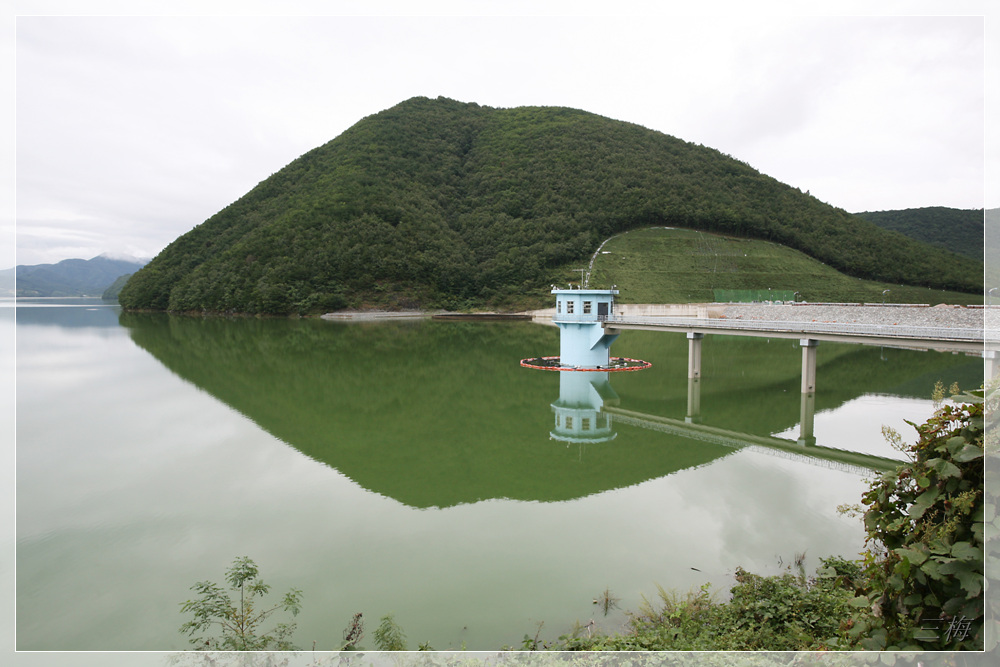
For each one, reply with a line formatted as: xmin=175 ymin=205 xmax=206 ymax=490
xmin=549 ymin=371 xmax=619 ymax=444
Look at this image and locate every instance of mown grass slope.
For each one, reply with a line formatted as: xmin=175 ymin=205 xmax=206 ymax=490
xmin=587 ymin=227 xmax=981 ymax=305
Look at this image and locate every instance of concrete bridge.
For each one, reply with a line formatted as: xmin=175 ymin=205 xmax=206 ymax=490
xmin=603 ymin=314 xmax=983 ymax=351
xmin=602 ymin=314 xmax=986 ymax=394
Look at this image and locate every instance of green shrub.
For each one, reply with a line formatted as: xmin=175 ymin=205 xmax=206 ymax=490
xmin=556 ymin=566 xmax=857 ymax=651
xmin=850 ymin=394 xmax=985 ymax=650
xmin=373 ymin=613 xmax=408 ymax=651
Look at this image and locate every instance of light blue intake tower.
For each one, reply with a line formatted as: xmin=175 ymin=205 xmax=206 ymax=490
xmin=551 ymin=287 xmax=619 ymax=368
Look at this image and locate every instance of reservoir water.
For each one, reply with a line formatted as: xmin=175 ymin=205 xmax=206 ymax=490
xmin=13 ymin=299 xmax=982 ymax=651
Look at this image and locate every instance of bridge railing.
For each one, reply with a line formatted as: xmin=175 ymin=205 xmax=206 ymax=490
xmin=553 ymin=314 xmax=603 ymax=324
xmin=605 ymin=315 xmax=984 ymax=342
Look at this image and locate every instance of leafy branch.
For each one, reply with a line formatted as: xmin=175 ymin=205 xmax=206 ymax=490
xmin=179 ymin=556 xmax=303 ymax=651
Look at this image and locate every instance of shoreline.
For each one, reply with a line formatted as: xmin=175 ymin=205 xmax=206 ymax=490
xmin=321 ymin=310 xmax=533 ymax=321
xmin=320 ymin=310 xmax=430 ymax=321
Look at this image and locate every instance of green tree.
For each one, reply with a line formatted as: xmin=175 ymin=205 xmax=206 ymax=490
xmin=179 ymin=556 xmax=303 ymax=651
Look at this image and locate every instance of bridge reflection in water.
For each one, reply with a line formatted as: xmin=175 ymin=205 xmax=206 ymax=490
xmin=576 ymin=311 xmax=986 ymax=475
xmin=547 ymin=369 xmax=903 ymax=475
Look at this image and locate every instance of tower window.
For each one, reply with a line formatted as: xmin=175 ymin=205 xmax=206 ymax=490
xmin=566 ymin=301 xmax=575 ymax=314
xmin=583 ymin=301 xmax=592 ymax=314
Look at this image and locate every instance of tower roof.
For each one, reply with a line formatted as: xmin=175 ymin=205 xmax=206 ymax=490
xmin=550 ymin=287 xmax=618 ymax=295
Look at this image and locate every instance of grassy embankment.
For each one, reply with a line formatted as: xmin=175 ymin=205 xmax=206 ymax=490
xmin=582 ymin=227 xmax=981 ymax=306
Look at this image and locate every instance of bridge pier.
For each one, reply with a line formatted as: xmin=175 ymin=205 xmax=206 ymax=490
xmin=687 ymin=332 xmax=704 ymax=379
xmin=986 ymin=349 xmax=999 ymax=380
xmin=798 ymin=392 xmax=816 ymax=446
xmin=800 ymin=339 xmax=819 ymax=394
xmin=686 ymin=377 xmax=701 ymax=423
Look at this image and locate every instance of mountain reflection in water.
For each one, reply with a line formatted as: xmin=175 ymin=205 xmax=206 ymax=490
xmin=120 ymin=314 xmax=980 ymax=508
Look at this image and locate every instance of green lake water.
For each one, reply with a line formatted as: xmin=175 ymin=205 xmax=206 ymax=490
xmin=13 ymin=299 xmax=982 ymax=651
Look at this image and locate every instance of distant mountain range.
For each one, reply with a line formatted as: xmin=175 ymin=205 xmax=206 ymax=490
xmin=3 ymin=255 xmax=149 ymax=298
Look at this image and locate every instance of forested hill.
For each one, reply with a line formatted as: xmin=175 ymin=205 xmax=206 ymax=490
xmin=119 ymin=96 xmax=982 ymax=314
xmin=854 ymin=207 xmax=984 ymax=261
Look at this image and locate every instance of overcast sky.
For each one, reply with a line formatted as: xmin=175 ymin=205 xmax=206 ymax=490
xmin=7 ymin=0 xmax=998 ymax=268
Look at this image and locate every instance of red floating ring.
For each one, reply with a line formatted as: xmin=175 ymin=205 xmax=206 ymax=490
xmin=519 ymin=356 xmax=652 ymax=372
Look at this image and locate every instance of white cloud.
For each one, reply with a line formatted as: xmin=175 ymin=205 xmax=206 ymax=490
xmin=9 ymin=3 xmax=994 ymax=267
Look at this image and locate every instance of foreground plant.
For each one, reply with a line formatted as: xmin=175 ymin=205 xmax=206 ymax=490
xmin=179 ymin=556 xmax=303 ymax=651
xmin=372 ymin=613 xmax=408 ymax=651
xmin=553 ymin=560 xmax=860 ymax=652
xmin=850 ymin=393 xmax=984 ymax=650
xmin=548 ymin=393 xmax=986 ymax=652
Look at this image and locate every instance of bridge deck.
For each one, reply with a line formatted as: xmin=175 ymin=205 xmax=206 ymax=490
xmin=604 ymin=315 xmax=984 ymax=353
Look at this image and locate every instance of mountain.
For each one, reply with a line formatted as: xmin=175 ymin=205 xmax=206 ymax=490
xmin=853 ymin=207 xmax=984 ymax=261
xmin=14 ymin=255 xmax=148 ymax=297
xmin=0 ymin=268 xmax=13 ymax=297
xmin=119 ymin=96 xmax=983 ymax=315
xmin=986 ymin=208 xmax=1000 ymax=295
xmin=101 ymin=273 xmax=135 ymax=301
